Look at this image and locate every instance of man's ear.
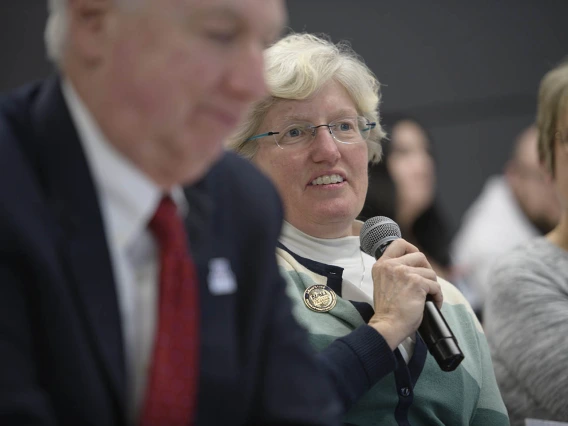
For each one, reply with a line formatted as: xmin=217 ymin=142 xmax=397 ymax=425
xmin=67 ymin=0 xmax=117 ymax=64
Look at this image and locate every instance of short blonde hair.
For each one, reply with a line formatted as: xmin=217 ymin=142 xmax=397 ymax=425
xmin=536 ymin=58 xmax=568 ymax=175
xmin=227 ymin=33 xmax=385 ymax=163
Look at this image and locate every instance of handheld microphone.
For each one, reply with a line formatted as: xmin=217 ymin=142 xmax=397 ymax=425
xmin=360 ymin=216 xmax=464 ymax=372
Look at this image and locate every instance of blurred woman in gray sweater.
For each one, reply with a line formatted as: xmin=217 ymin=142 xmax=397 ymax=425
xmin=484 ymin=58 xmax=568 ymax=425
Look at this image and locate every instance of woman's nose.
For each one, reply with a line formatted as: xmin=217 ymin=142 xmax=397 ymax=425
xmin=309 ymin=127 xmax=341 ymax=164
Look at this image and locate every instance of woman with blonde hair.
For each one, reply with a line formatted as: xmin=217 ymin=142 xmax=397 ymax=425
xmin=229 ymin=33 xmax=507 ymax=425
xmin=485 ymin=59 xmax=568 ymax=426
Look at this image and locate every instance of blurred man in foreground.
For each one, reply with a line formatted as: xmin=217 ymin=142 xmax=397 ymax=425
xmin=451 ymin=125 xmax=560 ymax=314
xmin=0 ymin=0 xmax=342 ymax=425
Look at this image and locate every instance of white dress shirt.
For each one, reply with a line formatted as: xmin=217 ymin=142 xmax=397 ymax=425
xmin=279 ymin=221 xmax=414 ymax=362
xmin=62 ymin=80 xmax=188 ymax=423
xmin=451 ymin=176 xmax=540 ymax=311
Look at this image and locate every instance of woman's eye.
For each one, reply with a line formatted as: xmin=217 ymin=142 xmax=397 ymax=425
xmin=287 ymin=128 xmax=302 ymax=137
xmin=335 ymin=121 xmax=355 ymax=132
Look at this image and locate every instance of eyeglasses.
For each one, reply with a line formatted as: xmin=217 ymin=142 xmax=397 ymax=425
xmin=247 ymin=116 xmax=376 ymax=150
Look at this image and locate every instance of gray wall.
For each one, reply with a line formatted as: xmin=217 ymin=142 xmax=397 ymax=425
xmin=285 ymin=0 xmax=568 ymax=233
xmin=1 ymin=0 xmax=567 ymax=233
xmin=0 ymin=2 xmax=53 ymax=90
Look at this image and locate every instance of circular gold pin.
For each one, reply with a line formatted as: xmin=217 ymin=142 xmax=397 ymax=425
xmin=303 ymin=285 xmax=337 ymax=313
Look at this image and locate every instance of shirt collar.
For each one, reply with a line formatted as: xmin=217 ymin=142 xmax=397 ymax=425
xmin=279 ymin=220 xmax=363 ymax=266
xmin=61 ymin=79 xmax=188 ymax=253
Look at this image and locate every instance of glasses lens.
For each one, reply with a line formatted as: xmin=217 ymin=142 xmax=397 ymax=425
xmin=330 ymin=116 xmax=373 ymax=144
xmin=275 ymin=122 xmax=314 ymax=148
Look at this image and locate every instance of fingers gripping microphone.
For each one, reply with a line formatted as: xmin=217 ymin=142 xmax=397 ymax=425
xmin=360 ymin=216 xmax=464 ymax=372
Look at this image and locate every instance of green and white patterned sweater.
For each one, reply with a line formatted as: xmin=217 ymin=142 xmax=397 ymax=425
xmin=277 ymin=244 xmax=509 ymax=426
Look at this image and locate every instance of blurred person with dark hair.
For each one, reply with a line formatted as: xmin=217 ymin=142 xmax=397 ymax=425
xmin=452 ymin=125 xmax=560 ymax=314
xmin=230 ymin=32 xmax=508 ymax=426
xmin=360 ymin=115 xmax=453 ymax=279
xmin=484 ymin=59 xmax=568 ymax=425
xmin=0 ymin=1 xmax=345 ymax=425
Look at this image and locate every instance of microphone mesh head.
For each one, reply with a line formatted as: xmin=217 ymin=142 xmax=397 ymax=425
xmin=360 ymin=216 xmax=402 ymax=258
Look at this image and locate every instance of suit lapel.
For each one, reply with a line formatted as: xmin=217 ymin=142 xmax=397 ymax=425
xmin=30 ymin=77 xmax=126 ymax=416
xmin=184 ymin=162 xmax=244 ymax=424
xmin=183 ymin=177 xmax=214 ymax=283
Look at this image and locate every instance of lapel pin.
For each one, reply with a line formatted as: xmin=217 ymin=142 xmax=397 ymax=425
xmin=303 ymin=284 xmax=337 ymax=313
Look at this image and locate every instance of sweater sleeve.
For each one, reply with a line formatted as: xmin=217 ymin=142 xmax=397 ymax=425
xmin=316 ymin=325 xmax=397 ymax=413
xmin=434 ymin=278 xmax=509 ymax=425
xmin=469 ymin=321 xmax=510 ymax=425
xmin=485 ymin=249 xmax=568 ymax=422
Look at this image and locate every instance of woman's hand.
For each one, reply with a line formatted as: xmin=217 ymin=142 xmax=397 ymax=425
xmin=367 ymin=239 xmax=443 ymax=350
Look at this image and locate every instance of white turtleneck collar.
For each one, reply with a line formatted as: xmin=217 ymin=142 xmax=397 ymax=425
xmin=279 ymin=221 xmax=377 ymax=303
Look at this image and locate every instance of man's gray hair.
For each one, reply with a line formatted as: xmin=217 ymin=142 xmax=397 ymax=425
xmin=45 ymin=0 xmax=69 ymax=64
xmin=45 ymin=0 xmax=138 ymax=64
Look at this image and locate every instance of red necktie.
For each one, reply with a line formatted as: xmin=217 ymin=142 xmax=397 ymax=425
xmin=139 ymin=196 xmax=200 ymax=426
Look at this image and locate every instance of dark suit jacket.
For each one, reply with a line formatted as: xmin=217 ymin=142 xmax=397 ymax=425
xmin=0 ymin=77 xmax=341 ymax=425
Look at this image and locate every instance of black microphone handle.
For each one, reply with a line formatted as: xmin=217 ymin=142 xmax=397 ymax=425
xmin=419 ymin=297 xmax=464 ymax=372
xmin=377 ymin=242 xmax=464 ymax=372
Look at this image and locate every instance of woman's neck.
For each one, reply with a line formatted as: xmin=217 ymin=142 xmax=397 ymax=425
xmin=287 ymin=218 xmax=357 ymax=239
xmin=396 ymin=202 xmax=419 ymax=235
xmin=547 ymin=210 xmax=568 ymax=251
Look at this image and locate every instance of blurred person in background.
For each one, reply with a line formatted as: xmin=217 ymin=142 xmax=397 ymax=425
xmin=451 ymin=124 xmax=560 ymax=315
xmin=360 ymin=115 xmax=453 ymax=281
xmin=229 ymin=32 xmax=508 ymax=426
xmin=484 ymin=59 xmax=568 ymax=426
xmin=0 ymin=0 xmax=345 ymax=425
